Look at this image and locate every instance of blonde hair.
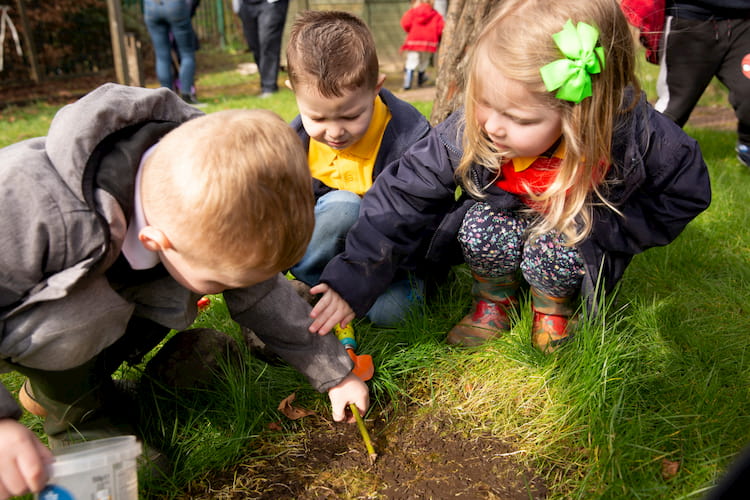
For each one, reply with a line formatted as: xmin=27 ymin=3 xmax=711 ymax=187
xmin=457 ymin=0 xmax=640 ymax=244
xmin=286 ymin=10 xmax=380 ymax=97
xmin=142 ymin=109 xmax=314 ymax=274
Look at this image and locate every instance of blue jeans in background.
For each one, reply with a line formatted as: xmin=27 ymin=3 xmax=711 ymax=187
xmin=144 ymin=0 xmax=196 ymax=94
xmin=291 ymin=190 xmax=423 ymax=327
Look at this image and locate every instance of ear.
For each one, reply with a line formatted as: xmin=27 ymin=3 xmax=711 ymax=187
xmin=138 ymin=226 xmax=173 ymax=253
xmin=374 ymin=73 xmax=387 ymax=94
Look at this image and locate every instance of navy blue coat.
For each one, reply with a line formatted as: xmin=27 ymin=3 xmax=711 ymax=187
xmin=291 ymin=88 xmax=431 ymax=200
xmin=320 ymin=92 xmax=712 ymax=316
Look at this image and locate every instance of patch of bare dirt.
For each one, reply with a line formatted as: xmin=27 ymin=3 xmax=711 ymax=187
xmin=0 ymin=72 xmax=118 ymax=108
xmin=186 ymin=410 xmax=548 ymax=499
xmin=686 ymin=105 xmax=737 ymax=131
xmin=391 ymin=84 xmax=437 ymax=103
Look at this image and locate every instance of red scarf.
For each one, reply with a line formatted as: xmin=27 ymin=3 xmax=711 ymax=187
xmin=495 ymin=142 xmax=565 ymax=211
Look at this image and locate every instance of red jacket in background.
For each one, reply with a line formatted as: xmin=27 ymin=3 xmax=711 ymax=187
xmin=620 ymin=0 xmax=666 ymax=64
xmin=400 ymin=3 xmax=444 ymax=53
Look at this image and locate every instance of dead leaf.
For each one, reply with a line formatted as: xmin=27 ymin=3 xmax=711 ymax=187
xmin=661 ymin=458 xmax=680 ymax=480
xmin=267 ymin=421 xmax=282 ymax=431
xmin=278 ymin=393 xmax=316 ymax=420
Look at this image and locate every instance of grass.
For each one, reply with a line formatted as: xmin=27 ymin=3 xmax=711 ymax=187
xmin=2 ymin=48 xmax=749 ymax=499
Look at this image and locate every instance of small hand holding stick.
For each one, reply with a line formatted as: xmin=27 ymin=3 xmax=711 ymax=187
xmin=335 ymin=324 xmax=377 ymax=463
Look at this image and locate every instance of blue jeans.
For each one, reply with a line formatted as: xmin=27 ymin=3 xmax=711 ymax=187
xmin=291 ymin=190 xmax=423 ymax=326
xmin=367 ymin=277 xmax=424 ymax=327
xmin=144 ymin=0 xmax=196 ymax=93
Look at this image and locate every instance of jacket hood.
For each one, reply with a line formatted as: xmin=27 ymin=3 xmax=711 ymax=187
xmin=412 ymin=3 xmax=440 ymax=24
xmin=44 ymin=84 xmax=203 ymax=204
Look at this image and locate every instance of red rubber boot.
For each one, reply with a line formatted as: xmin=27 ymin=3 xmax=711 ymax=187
xmin=530 ymin=287 xmax=578 ymax=353
xmin=447 ymin=273 xmax=519 ymax=347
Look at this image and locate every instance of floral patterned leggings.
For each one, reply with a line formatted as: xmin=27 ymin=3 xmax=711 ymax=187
xmin=458 ymin=202 xmax=585 ymax=298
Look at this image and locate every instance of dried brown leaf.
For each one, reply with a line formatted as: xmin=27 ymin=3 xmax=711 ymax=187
xmin=278 ymin=393 xmax=317 ymax=420
xmin=661 ymin=458 xmax=680 ymax=480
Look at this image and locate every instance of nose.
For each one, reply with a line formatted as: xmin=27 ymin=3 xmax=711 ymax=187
xmin=483 ymin=111 xmax=506 ymax=138
xmin=327 ymin=122 xmax=346 ymax=140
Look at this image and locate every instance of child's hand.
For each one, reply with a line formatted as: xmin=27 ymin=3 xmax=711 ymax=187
xmin=0 ymin=418 xmax=53 ymax=499
xmin=309 ymin=283 xmax=355 ymax=335
xmin=327 ymin=373 xmax=369 ymax=423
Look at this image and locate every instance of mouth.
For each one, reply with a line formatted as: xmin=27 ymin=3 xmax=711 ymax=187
xmin=327 ymin=140 xmax=348 ymax=149
xmin=491 ymin=141 xmax=511 ymax=155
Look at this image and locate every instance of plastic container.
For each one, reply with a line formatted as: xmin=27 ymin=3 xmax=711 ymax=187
xmin=37 ymin=435 xmax=142 ymax=500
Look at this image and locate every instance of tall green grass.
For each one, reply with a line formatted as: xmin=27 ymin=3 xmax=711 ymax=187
xmin=2 ymin=50 xmax=749 ymax=499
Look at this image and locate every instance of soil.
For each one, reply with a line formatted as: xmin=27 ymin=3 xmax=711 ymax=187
xmin=0 ymin=72 xmax=118 ymax=108
xmin=185 ymin=410 xmax=548 ymax=499
xmin=146 ymin=329 xmax=548 ymax=499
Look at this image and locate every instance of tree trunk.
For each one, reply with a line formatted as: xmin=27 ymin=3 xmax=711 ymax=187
xmin=13 ymin=0 xmax=39 ymax=82
xmin=431 ymin=0 xmax=498 ymax=125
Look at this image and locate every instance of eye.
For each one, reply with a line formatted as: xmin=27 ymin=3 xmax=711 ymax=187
xmin=510 ymin=115 xmax=537 ymax=125
xmin=475 ymin=98 xmax=492 ymax=110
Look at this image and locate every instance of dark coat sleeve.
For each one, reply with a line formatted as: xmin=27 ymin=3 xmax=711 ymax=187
xmin=579 ymin=99 xmax=711 ymax=311
xmin=591 ymin=104 xmax=711 ymax=255
xmin=319 ymin=115 xmax=464 ymax=315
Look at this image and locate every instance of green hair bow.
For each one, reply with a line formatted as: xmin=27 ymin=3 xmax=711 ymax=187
xmin=539 ymin=20 xmax=605 ymax=103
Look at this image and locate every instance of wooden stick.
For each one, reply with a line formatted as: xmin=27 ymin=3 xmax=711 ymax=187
xmin=350 ymin=403 xmax=377 ymax=464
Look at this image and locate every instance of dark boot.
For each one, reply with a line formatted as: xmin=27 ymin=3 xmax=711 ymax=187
xmin=530 ymin=287 xmax=578 ymax=353
xmin=447 ymin=273 xmax=519 ymax=347
xmin=417 ymin=71 xmax=428 ymax=87
xmin=16 ymin=361 xmax=137 ymax=448
xmin=403 ymin=69 xmax=414 ymax=90
xmin=15 ymin=317 xmax=173 ymax=475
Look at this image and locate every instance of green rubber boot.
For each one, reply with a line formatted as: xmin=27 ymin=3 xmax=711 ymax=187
xmin=15 ymin=316 xmax=172 ymax=477
xmin=15 ymin=356 xmax=138 ymax=448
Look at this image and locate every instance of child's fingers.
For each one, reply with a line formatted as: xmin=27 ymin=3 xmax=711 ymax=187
xmin=339 ymin=311 xmax=356 ymax=329
xmin=26 ymin=441 xmax=53 ymax=490
xmin=309 ymin=283 xmax=329 ymax=295
xmin=309 ymin=297 xmax=334 ymax=333
xmin=310 ymin=309 xmax=340 ymax=335
xmin=309 ymin=285 xmax=355 ymax=334
xmin=331 ymin=401 xmax=346 ymax=422
xmin=0 ymin=420 xmax=51 ymax=497
xmin=308 ymin=289 xmax=333 ymax=322
xmin=316 ymin=307 xmax=355 ymax=335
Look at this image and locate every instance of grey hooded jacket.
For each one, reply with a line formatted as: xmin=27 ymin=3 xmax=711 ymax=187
xmin=0 ymin=83 xmax=352 ymax=420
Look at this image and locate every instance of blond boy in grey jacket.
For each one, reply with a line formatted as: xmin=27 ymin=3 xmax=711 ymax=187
xmin=0 ymin=83 xmax=368 ymax=499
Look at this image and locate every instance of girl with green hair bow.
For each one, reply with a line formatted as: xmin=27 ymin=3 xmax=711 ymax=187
xmin=445 ymin=0 xmax=710 ymax=350
xmin=311 ymin=0 xmax=710 ymax=355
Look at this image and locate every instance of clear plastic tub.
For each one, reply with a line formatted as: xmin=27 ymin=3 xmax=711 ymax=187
xmin=37 ymin=435 xmax=142 ymax=500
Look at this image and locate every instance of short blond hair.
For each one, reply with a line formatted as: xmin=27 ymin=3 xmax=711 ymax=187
xmin=458 ymin=0 xmax=639 ymax=245
xmin=142 ymin=109 xmax=314 ymax=274
xmin=286 ymin=10 xmax=380 ymax=97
